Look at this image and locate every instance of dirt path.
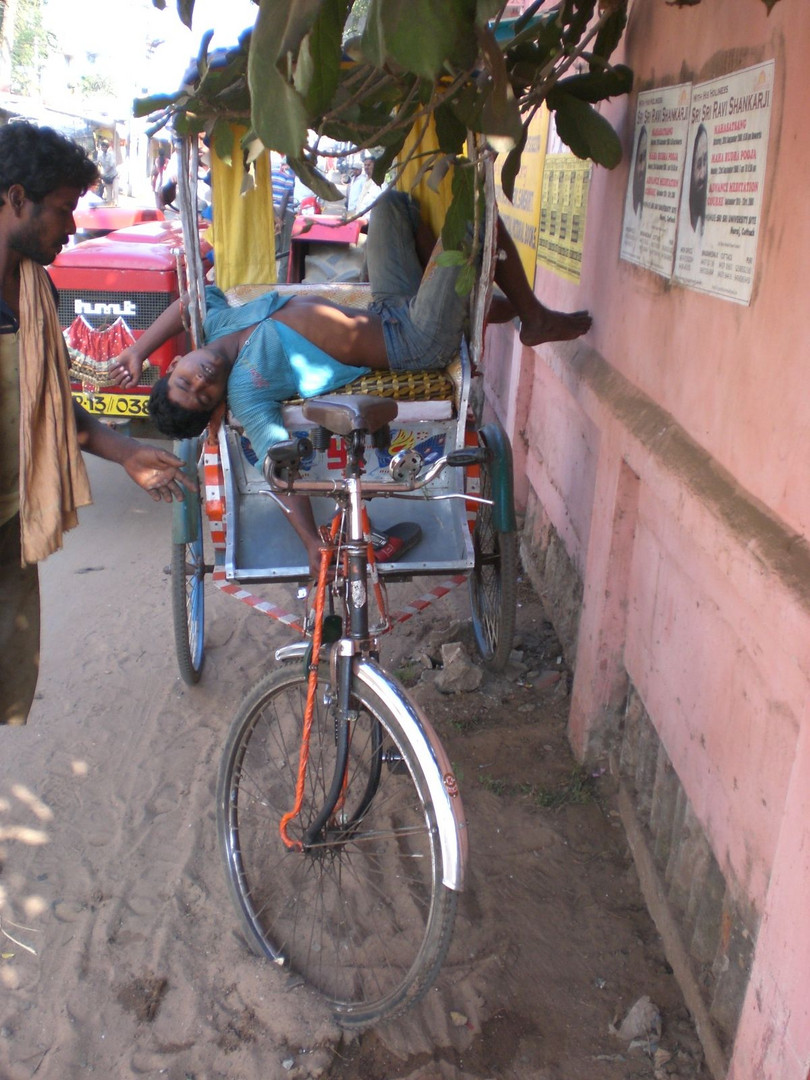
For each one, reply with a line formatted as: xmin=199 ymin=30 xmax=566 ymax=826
xmin=0 ymin=452 xmax=707 ymax=1080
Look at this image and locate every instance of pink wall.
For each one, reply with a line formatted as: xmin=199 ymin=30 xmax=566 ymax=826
xmin=482 ymin=2 xmax=810 ymax=1076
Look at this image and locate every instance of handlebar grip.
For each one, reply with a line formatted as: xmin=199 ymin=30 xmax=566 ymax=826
xmin=445 ymin=448 xmax=488 ymax=467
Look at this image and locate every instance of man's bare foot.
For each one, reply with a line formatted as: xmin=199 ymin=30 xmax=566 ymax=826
xmin=519 ymin=307 xmax=592 ymax=346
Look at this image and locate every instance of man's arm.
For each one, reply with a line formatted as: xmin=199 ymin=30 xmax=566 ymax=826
xmin=73 ymin=400 xmax=195 ymax=503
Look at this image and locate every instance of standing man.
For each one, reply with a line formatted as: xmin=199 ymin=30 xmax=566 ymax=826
xmin=345 ymin=161 xmax=363 ymax=215
xmin=151 ymin=140 xmax=171 ymax=209
xmin=0 ymin=122 xmax=193 ymax=726
xmin=96 ymin=137 xmax=118 ymax=206
xmin=348 ymin=156 xmax=385 ymax=222
xmin=271 ymin=157 xmax=296 ymax=221
xmin=271 ymin=156 xmax=296 ymax=273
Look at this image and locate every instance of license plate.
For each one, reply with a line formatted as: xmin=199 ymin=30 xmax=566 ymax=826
xmin=72 ymin=391 xmax=151 ymax=418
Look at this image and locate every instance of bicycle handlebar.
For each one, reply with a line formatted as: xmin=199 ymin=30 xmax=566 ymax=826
xmin=263 ymin=441 xmax=488 ymax=499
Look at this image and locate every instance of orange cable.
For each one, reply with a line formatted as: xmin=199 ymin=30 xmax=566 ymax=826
xmin=278 ymin=539 xmax=333 ymax=850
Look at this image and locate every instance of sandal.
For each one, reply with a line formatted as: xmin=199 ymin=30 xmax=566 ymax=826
xmin=370 ymin=522 xmax=422 ymax=562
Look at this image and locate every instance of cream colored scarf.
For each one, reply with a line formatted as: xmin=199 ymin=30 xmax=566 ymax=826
xmin=18 ymin=259 xmax=92 ymax=565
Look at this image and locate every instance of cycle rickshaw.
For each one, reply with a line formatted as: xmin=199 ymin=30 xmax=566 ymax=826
xmin=169 ymin=153 xmax=517 ymax=1028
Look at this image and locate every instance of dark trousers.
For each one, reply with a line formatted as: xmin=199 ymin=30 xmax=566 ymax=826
xmin=0 ymin=513 xmax=40 ymax=725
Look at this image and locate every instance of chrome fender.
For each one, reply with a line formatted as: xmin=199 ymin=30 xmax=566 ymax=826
xmin=356 ymin=659 xmax=467 ymax=891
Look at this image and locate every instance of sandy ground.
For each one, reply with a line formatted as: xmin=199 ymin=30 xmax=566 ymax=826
xmin=0 ymin=449 xmax=709 ymax=1080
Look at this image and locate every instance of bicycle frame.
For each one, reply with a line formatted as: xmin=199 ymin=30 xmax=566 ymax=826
xmin=270 ymin=427 xmax=468 ymax=890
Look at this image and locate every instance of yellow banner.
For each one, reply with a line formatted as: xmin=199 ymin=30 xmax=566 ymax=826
xmin=495 ymin=110 xmax=548 ymax=283
xmin=211 ymin=126 xmax=276 ymax=291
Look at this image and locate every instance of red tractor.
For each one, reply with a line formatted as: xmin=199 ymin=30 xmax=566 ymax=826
xmin=48 ymin=219 xmax=212 ymax=424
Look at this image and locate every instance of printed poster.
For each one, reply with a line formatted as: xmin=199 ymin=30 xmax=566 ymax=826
xmin=536 ymin=117 xmax=591 ymax=283
xmin=673 ymin=61 xmax=774 ymax=304
xmin=620 ymin=83 xmax=692 ymax=277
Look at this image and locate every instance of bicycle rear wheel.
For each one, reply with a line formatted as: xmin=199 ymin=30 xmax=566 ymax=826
xmin=469 ymin=424 xmax=517 ymax=671
xmin=217 ymin=662 xmax=458 ymax=1027
xmin=171 ymin=495 xmax=205 ymax=684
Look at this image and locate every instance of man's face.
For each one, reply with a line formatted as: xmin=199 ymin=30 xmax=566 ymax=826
xmin=693 ymin=132 xmax=708 ymax=194
xmin=166 ymin=348 xmax=229 ymax=412
xmin=9 ymin=185 xmax=81 ymax=265
xmin=363 ymin=160 xmax=374 ymax=177
xmin=635 ymin=133 xmax=647 ymax=185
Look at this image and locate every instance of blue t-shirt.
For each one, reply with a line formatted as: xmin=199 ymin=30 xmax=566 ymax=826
xmin=202 ymin=286 xmax=371 ymax=462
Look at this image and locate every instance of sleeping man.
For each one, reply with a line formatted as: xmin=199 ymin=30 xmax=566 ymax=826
xmin=113 ymin=191 xmax=591 ymax=574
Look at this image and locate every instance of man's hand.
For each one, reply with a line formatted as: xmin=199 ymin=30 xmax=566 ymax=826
xmin=122 ymin=445 xmax=197 ymax=503
xmin=109 ymin=347 xmax=144 ymax=388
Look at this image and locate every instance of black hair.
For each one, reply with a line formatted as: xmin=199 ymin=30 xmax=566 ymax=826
xmin=632 ymin=126 xmax=647 ymax=214
xmin=689 ymin=123 xmax=709 ymax=232
xmin=0 ymin=122 xmax=98 ymax=205
xmin=148 ymin=376 xmax=212 ymax=438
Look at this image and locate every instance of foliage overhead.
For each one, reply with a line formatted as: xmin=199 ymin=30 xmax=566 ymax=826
xmin=10 ymin=0 xmax=56 ymax=97
xmin=140 ymin=0 xmax=635 ymax=247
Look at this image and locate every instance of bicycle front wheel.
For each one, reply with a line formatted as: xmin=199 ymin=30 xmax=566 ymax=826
xmin=217 ymin=662 xmax=458 ymax=1027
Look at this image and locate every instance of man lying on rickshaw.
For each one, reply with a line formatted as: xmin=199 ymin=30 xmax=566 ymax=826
xmin=112 ymin=191 xmax=591 ymax=576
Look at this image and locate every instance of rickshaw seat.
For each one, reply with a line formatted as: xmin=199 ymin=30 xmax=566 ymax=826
xmin=303 ymin=394 xmax=398 ymax=437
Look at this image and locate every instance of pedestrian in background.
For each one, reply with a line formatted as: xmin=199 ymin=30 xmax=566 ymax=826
xmin=96 ymin=138 xmax=118 ymax=206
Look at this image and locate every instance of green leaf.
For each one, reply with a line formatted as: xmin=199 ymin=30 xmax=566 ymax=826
xmin=211 ymin=119 xmax=236 ymax=166
xmin=478 ymin=25 xmax=523 ymax=150
xmin=173 ymin=112 xmax=206 ymax=136
xmin=591 ymin=8 xmax=627 ymax=67
xmin=434 ymin=102 xmax=468 ymax=157
xmin=441 ymin=166 xmax=475 ymax=251
xmin=446 ymin=81 xmax=487 ymax=131
xmin=546 ymin=91 xmax=622 ymax=168
xmin=273 ymin=0 xmax=327 ymax=57
xmin=554 ymin=65 xmax=633 ymax=104
xmin=178 ymin=0 xmax=195 ymax=30
xmin=436 ymin=249 xmax=467 ymax=266
xmin=499 ymin=124 xmax=528 ymax=203
xmin=561 ymin=0 xmax=596 ymax=45
xmin=372 ymin=135 xmax=408 ymax=184
xmin=248 ymin=1 xmax=313 ymax=158
xmin=133 ymin=92 xmax=182 ymax=118
xmin=361 ymin=0 xmax=476 ymax=81
xmin=250 ymin=68 xmax=310 ymax=158
xmin=504 ymin=9 xmax=564 ymax=55
xmin=295 ymin=0 xmax=348 ymax=117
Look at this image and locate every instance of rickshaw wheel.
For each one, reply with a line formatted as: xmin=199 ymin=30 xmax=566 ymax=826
xmin=171 ymin=496 xmax=205 ymax=684
xmin=469 ymin=426 xmax=517 ymax=671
